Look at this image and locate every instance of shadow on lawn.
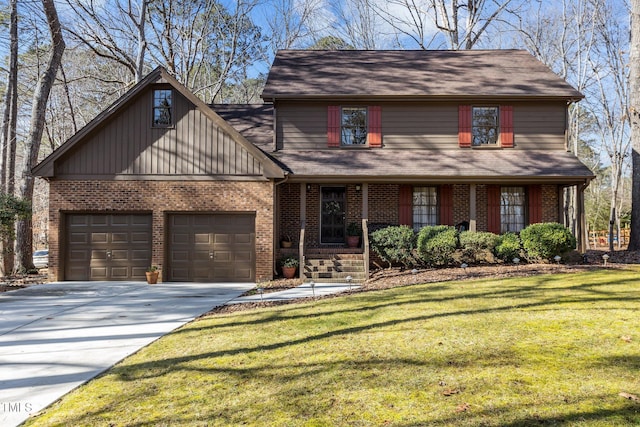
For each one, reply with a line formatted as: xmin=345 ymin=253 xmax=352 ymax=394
xmin=107 ymin=269 xmax=640 ymax=383
xmin=187 ymin=267 xmax=638 ymax=332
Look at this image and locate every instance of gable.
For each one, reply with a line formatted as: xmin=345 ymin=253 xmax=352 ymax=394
xmin=34 ymin=68 xmax=284 ymax=180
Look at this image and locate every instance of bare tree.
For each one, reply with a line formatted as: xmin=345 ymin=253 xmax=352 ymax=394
xmin=265 ymin=0 xmax=324 ymax=52
xmin=15 ymin=0 xmax=65 ymax=272
xmin=372 ymin=0 xmax=517 ymax=50
xmin=629 ymin=0 xmax=640 ymax=250
xmin=63 ymin=0 xmax=149 ymax=83
xmin=328 ymin=0 xmax=380 ymax=49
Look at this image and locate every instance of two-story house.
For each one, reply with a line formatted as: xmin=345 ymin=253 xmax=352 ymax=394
xmin=34 ymin=49 xmax=593 ymax=283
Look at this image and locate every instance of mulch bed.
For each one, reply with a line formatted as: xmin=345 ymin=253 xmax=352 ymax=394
xmin=3 ymin=251 xmax=639 ymax=316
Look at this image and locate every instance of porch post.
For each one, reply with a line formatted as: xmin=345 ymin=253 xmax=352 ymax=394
xmin=469 ymin=184 xmax=477 ymax=232
xmin=362 ymin=183 xmax=368 ymax=219
xmin=300 ymin=183 xmax=306 ymax=279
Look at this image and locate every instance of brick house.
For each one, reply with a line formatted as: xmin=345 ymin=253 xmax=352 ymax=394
xmin=34 ymin=49 xmax=593 ymax=283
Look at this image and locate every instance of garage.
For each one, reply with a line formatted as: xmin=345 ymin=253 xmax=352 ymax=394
xmin=65 ymin=214 xmax=152 ymax=281
xmin=168 ymin=213 xmax=255 ymax=282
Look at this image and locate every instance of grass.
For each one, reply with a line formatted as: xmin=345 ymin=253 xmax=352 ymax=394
xmin=27 ymin=267 xmax=640 ymax=426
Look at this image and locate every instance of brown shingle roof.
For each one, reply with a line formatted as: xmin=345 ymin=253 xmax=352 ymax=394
xmin=262 ymin=50 xmax=583 ymax=100
xmin=211 ymin=104 xmax=273 ymax=149
xmin=272 ymin=149 xmax=594 ymax=184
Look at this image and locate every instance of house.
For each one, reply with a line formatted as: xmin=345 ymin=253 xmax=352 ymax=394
xmin=34 ymin=49 xmax=593 ymax=283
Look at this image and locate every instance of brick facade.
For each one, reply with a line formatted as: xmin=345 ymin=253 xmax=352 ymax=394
xmin=48 ymin=180 xmax=275 ymax=282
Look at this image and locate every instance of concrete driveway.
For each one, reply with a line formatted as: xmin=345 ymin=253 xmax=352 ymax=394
xmin=0 ymin=280 xmax=254 ymax=426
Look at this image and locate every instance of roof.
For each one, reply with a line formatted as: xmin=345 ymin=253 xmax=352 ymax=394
xmin=262 ymin=50 xmax=584 ymax=101
xmin=271 ymin=149 xmax=594 ymax=184
xmin=33 ymin=68 xmax=285 ymax=179
xmin=211 ymin=104 xmax=273 ymax=149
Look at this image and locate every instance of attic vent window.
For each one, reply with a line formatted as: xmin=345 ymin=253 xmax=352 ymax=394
xmin=152 ymin=89 xmax=173 ymax=127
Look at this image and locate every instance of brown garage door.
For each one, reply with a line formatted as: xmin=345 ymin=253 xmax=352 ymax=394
xmin=65 ymin=214 xmax=152 ymax=281
xmin=168 ymin=214 xmax=255 ymax=282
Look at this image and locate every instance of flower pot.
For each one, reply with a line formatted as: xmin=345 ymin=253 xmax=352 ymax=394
xmin=146 ymin=271 xmax=159 ymax=284
xmin=347 ymin=235 xmax=360 ymax=248
xmin=282 ymin=266 xmax=297 ymax=279
xmin=281 ymin=240 xmax=292 ymax=248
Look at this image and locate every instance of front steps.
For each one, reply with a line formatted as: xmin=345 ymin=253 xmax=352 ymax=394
xmin=303 ymin=252 xmax=367 ymax=282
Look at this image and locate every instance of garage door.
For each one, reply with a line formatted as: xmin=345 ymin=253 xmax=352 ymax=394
xmin=168 ymin=214 xmax=255 ymax=282
xmin=65 ymin=214 xmax=152 ymax=281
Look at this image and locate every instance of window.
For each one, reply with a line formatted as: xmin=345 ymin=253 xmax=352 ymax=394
xmin=501 ymin=186 xmax=526 ymax=232
xmin=341 ymin=107 xmax=367 ymax=145
xmin=472 ymin=106 xmax=498 ymax=146
xmin=413 ymin=186 xmax=438 ymax=231
xmin=152 ymin=89 xmax=173 ymax=127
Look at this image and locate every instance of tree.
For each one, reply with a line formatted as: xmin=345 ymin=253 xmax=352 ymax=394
xmin=0 ymin=193 xmax=30 ymax=276
xmin=15 ymin=0 xmax=65 ymax=272
xmin=629 ymin=0 xmax=640 ymax=250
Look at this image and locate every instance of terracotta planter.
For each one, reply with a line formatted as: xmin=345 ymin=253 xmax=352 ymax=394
xmin=281 ymin=240 xmax=293 ymax=248
xmin=347 ymin=235 xmax=360 ymax=248
xmin=282 ymin=266 xmax=297 ymax=279
xmin=146 ymin=271 xmax=159 ymax=284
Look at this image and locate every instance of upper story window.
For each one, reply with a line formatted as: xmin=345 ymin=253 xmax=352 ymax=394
xmin=341 ymin=107 xmax=367 ymax=145
xmin=472 ymin=106 xmax=498 ymax=146
xmin=152 ymin=89 xmax=173 ymax=127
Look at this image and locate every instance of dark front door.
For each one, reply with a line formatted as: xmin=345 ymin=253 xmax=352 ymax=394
xmin=321 ymin=187 xmax=345 ymax=244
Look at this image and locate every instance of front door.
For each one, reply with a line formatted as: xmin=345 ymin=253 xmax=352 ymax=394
xmin=321 ymin=186 xmax=345 ymax=244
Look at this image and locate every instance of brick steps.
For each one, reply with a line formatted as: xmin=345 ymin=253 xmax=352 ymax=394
xmin=303 ymin=253 xmax=367 ymax=282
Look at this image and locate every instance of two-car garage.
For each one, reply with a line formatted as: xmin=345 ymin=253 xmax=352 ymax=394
xmin=64 ymin=213 xmax=256 ymax=282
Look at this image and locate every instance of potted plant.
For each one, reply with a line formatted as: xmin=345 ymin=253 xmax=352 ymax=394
xmin=346 ymin=221 xmax=362 ymax=248
xmin=146 ymin=265 xmax=160 ymax=284
xmin=280 ymin=235 xmax=293 ymax=248
xmin=280 ymin=256 xmax=299 ymax=279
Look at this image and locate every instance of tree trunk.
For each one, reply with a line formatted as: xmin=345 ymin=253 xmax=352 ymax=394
xmin=629 ymin=0 xmax=640 ymax=250
xmin=15 ymin=0 xmax=65 ymax=272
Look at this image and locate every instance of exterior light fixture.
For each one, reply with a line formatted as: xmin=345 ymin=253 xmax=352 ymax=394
xmin=257 ymin=287 xmax=264 ymax=301
xmin=512 ymin=257 xmax=520 ymax=267
xmin=346 ymin=275 xmax=352 ymax=289
xmin=554 ymin=255 xmax=561 ymax=264
xmin=411 ymin=269 xmax=418 ymax=275
xmin=602 ymin=254 xmax=610 ymax=266
xmin=460 ymin=263 xmax=468 ymax=273
xmin=355 ymin=184 xmax=361 ymax=191
xmin=310 ymin=280 xmax=316 ymax=296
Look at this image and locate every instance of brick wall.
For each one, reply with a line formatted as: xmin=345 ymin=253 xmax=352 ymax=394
xmin=368 ymin=184 xmax=399 ymax=225
xmin=453 ymin=184 xmax=469 ymax=226
xmin=542 ymin=184 xmax=560 ymax=223
xmin=48 ymin=180 xmax=274 ymax=282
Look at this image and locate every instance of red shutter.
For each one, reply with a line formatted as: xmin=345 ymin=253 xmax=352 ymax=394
xmin=459 ymin=105 xmax=472 ymax=148
xmin=500 ymin=105 xmax=513 ymax=148
xmin=399 ymin=185 xmax=413 ymax=227
xmin=368 ymin=106 xmax=382 ymax=147
xmin=487 ymin=185 xmax=501 ymax=234
xmin=439 ymin=185 xmax=454 ymax=226
xmin=327 ymin=106 xmax=340 ymax=147
xmin=528 ymin=185 xmax=542 ymax=224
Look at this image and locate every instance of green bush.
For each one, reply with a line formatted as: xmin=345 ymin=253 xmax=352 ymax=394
xmin=494 ymin=232 xmax=522 ymax=262
xmin=416 ymin=225 xmax=458 ymax=267
xmin=459 ymin=231 xmax=500 ymax=264
xmin=520 ymin=222 xmax=576 ymax=261
xmin=369 ymin=225 xmax=417 ymax=268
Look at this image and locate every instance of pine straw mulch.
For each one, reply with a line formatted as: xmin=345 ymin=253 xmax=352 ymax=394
xmin=204 ymin=249 xmax=639 ymax=316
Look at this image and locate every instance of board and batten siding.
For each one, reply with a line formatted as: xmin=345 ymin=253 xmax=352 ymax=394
xmin=276 ymin=100 xmax=567 ymax=151
xmin=56 ymin=86 xmax=264 ymax=178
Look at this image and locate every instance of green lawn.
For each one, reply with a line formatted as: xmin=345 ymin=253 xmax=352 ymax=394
xmin=27 ymin=267 xmax=640 ymax=426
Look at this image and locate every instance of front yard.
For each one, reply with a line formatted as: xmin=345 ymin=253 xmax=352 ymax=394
xmin=27 ymin=266 xmax=640 ymax=426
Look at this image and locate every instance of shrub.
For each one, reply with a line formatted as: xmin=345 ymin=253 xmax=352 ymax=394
xmin=494 ymin=232 xmax=522 ymax=262
xmin=369 ymin=225 xmax=417 ymax=268
xmin=416 ymin=225 xmax=458 ymax=267
xmin=459 ymin=231 xmax=500 ymax=264
xmin=520 ymin=222 xmax=576 ymax=261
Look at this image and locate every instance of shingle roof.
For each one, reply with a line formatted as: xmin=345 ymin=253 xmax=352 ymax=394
xmin=271 ymin=149 xmax=594 ymax=184
xmin=262 ymin=50 xmax=583 ymax=100
xmin=211 ymin=104 xmax=273 ymax=149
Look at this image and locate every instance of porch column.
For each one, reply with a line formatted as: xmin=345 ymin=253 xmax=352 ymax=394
xmin=300 ymin=183 xmax=306 ymax=225
xmin=362 ymin=183 xmax=369 ymax=220
xmin=469 ymin=184 xmax=477 ymax=232
xmin=299 ymin=183 xmax=307 ymax=279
